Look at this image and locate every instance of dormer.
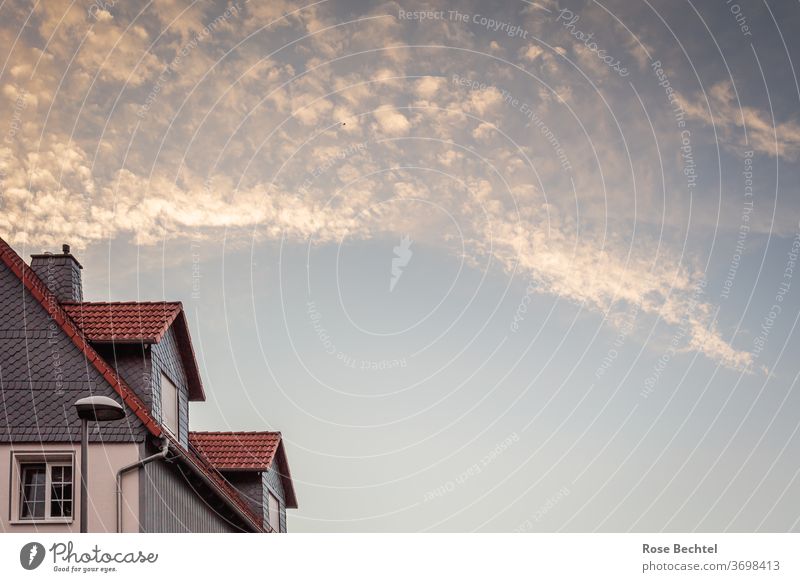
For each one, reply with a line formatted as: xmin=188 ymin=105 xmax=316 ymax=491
xmin=189 ymin=431 xmax=298 ymax=532
xmin=61 ymin=301 xmax=205 ymax=448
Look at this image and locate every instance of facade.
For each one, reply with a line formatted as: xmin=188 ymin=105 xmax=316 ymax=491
xmin=0 ymin=238 xmax=297 ymax=532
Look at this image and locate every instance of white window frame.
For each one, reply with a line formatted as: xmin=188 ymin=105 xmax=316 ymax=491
xmin=268 ymin=491 xmax=281 ymax=533
xmin=160 ymin=372 xmax=179 ymax=436
xmin=10 ymin=452 xmax=75 ymax=524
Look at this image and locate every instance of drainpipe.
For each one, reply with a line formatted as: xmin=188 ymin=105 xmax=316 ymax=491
xmin=116 ymin=437 xmax=169 ymax=533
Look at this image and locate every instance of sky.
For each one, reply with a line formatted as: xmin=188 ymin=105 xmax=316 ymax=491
xmin=1 ymin=0 xmax=800 ymax=532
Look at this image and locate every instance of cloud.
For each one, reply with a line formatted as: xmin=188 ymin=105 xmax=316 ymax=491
xmin=519 ymin=44 xmax=544 ymax=62
xmin=373 ymin=108 xmax=411 ymax=136
xmin=0 ymin=0 xmax=763 ymax=373
xmin=679 ymin=81 xmax=800 ymax=160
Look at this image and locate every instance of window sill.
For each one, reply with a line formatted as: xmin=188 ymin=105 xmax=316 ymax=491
xmin=10 ymin=518 xmax=74 ymax=525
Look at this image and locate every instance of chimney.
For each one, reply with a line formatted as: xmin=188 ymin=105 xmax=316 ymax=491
xmin=30 ymin=243 xmax=84 ymax=303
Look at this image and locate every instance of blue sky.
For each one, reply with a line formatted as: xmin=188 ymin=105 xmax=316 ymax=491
xmin=2 ymin=0 xmax=800 ymax=531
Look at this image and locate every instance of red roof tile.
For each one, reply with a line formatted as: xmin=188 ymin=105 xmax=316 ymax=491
xmin=190 ymin=431 xmax=298 ymax=508
xmin=61 ymin=301 xmax=181 ymax=343
xmin=189 ymin=431 xmax=282 ymax=470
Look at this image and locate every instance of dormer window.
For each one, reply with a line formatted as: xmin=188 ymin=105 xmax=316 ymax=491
xmin=268 ymin=491 xmax=280 ymax=532
xmin=161 ymin=373 xmax=179 ymax=436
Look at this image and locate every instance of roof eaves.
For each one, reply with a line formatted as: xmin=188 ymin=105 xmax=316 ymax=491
xmin=172 ymin=309 xmax=205 ymax=401
xmin=273 ymin=439 xmax=299 ymax=509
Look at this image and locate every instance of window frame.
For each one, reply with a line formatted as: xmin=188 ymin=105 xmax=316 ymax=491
xmin=10 ymin=452 xmax=75 ymax=525
xmin=267 ymin=490 xmax=281 ymax=533
xmin=160 ymin=371 xmax=180 ymax=437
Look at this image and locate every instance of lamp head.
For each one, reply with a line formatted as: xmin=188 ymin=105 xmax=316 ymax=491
xmin=74 ymin=395 xmax=125 ymax=422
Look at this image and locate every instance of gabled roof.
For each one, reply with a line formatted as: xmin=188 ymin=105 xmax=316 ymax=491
xmin=61 ymin=301 xmax=181 ymax=342
xmin=62 ymin=301 xmax=205 ymax=401
xmin=189 ymin=431 xmax=281 ymax=470
xmin=190 ymin=431 xmax=298 ymax=508
xmin=0 ymin=236 xmax=263 ymax=531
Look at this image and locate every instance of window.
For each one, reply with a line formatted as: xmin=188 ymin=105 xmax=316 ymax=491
xmin=161 ymin=372 xmax=179 ymax=435
xmin=268 ymin=491 xmax=280 ymax=532
xmin=13 ymin=455 xmax=73 ymax=522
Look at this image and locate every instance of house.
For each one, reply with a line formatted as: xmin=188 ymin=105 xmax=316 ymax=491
xmin=0 ymin=237 xmax=297 ymax=532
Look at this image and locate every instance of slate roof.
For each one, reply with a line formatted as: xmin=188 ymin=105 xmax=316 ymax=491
xmin=61 ymin=301 xmax=181 ymax=342
xmin=0 ymin=237 xmax=162 ymax=437
xmin=190 ymin=431 xmax=298 ymax=508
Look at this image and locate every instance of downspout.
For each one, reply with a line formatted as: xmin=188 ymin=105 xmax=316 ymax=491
xmin=116 ymin=437 xmax=169 ymax=533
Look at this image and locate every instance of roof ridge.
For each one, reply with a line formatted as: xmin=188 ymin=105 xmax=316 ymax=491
xmin=61 ymin=300 xmax=182 ymax=306
xmin=189 ymin=430 xmax=282 ymax=435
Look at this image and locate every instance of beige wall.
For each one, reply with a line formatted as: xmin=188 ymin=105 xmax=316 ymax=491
xmin=0 ymin=442 xmax=141 ymax=533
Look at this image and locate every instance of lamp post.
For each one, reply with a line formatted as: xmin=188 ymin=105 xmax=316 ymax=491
xmin=74 ymin=396 xmax=125 ymax=533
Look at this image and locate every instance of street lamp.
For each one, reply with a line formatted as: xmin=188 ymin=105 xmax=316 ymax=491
xmin=74 ymin=396 xmax=125 ymax=533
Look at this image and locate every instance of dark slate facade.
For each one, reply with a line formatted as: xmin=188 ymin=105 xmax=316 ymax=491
xmin=94 ymin=344 xmax=153 ymax=408
xmin=224 ymin=467 xmax=288 ymax=532
xmin=151 ymin=326 xmax=190 ymax=449
xmin=0 ymin=261 xmax=145 ymax=443
xmin=264 ymin=466 xmax=287 ymax=532
xmin=224 ymin=472 xmax=264 ymax=518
